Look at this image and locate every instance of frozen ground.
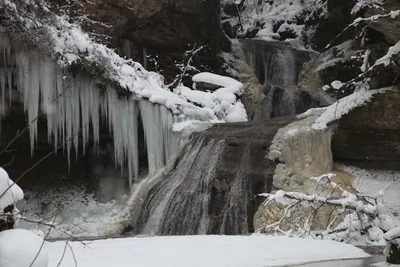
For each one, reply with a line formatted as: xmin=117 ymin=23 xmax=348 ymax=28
xmin=17 ymin=183 xmax=130 ymax=238
xmin=45 ymin=235 xmax=369 ymax=267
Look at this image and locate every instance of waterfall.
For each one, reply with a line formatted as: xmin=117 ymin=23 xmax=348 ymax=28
xmin=131 ymin=119 xmax=292 ymax=235
xmin=234 ymin=39 xmax=316 ymax=119
xmin=0 ymin=34 xmax=179 ymax=188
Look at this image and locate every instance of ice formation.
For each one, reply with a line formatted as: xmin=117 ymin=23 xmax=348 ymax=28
xmin=0 ymin=0 xmax=247 ymax=126
xmin=0 ymin=40 xmax=180 ymax=187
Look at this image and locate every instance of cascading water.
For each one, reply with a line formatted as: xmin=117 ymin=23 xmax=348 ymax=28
xmin=234 ymin=39 xmax=317 ymax=120
xmin=132 ymin=119 xmax=294 ymax=235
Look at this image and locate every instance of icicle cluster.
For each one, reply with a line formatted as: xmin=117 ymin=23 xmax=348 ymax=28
xmin=0 ymin=34 xmax=179 ymax=188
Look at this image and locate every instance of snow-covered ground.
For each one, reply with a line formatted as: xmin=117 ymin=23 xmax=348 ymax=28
xmin=45 ymin=235 xmax=369 ymax=267
xmin=340 ymin=165 xmax=400 ymax=215
xmin=17 ymin=184 xmax=130 ymax=238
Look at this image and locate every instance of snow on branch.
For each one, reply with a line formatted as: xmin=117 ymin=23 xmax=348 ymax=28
xmin=257 ymin=173 xmax=399 ymax=244
xmin=0 ymin=0 xmax=247 ymax=125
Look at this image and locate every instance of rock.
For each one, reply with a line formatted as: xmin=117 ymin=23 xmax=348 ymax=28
xmin=254 ymin=114 xmax=356 ymax=233
xmin=254 ymin=199 xmax=343 ymax=233
xmin=299 ymin=40 xmax=361 ymax=105
xmin=222 ymin=51 xmax=265 ymax=119
xmin=362 ymin=0 xmax=400 ymax=45
xmin=332 ymin=87 xmax=400 ymax=170
xmin=384 ymin=226 xmax=400 ymax=264
xmin=58 ymin=0 xmax=230 ymax=51
xmin=386 ymin=242 xmax=400 ymax=264
xmin=304 ymin=0 xmax=357 ymax=51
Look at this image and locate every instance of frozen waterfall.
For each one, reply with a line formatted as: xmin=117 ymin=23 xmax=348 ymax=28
xmin=0 ymin=33 xmax=179 ymax=188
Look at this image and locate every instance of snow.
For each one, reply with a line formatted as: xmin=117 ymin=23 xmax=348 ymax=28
xmin=0 ymin=1 xmax=247 ymax=130
xmin=192 ymin=72 xmax=243 ymax=92
xmin=0 ymin=167 xmax=24 ymax=210
xmin=0 ymin=229 xmax=48 ymax=267
xmin=351 ymin=0 xmax=384 ymax=15
xmin=221 ymin=0 xmax=327 ymax=43
xmin=46 ymin=235 xmax=369 ymax=267
xmin=341 ymin=164 xmax=400 ymax=216
xmin=312 ymin=88 xmax=390 ymax=130
xmin=331 ymin=80 xmax=344 ymax=90
xmin=374 ymin=40 xmax=400 ymax=67
xmin=384 ymin=227 xmax=400 ymax=242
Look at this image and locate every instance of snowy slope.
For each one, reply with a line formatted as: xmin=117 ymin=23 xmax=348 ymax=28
xmin=46 ymin=235 xmax=369 ymax=267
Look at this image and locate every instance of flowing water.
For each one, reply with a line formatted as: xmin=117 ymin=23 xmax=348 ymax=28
xmin=235 ymin=39 xmax=318 ymax=120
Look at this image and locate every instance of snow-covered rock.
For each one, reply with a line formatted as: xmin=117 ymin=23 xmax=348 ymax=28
xmin=0 ymin=229 xmax=48 ymax=267
xmin=0 ymin=167 xmax=23 ymax=210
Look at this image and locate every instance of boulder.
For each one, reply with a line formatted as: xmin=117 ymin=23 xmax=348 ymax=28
xmin=363 ymin=0 xmax=400 ymax=45
xmin=332 ymin=87 xmax=400 ymax=170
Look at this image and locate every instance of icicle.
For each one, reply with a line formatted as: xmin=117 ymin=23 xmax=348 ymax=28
xmin=6 ymin=40 xmax=181 ymax=188
xmin=139 ymin=101 xmax=178 ymax=176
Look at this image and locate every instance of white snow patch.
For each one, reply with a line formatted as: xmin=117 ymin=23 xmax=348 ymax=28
xmin=374 ymin=40 xmax=400 ymax=67
xmin=0 ymin=167 xmax=24 ymax=210
xmin=47 ymin=235 xmax=369 ymax=267
xmin=331 ymin=80 xmax=344 ymax=90
xmin=0 ymin=229 xmax=48 ymax=267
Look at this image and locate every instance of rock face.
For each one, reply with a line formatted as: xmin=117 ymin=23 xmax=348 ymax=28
xmin=299 ymin=40 xmax=360 ymax=105
xmin=222 ymin=51 xmax=265 ymax=119
xmin=305 ymin=0 xmax=357 ymax=51
xmin=332 ymin=88 xmax=400 ymax=170
xmin=45 ymin=0 xmax=231 ymax=87
xmin=82 ymin=0 xmax=229 ymax=50
xmin=131 ymin=117 xmax=296 ymax=235
xmin=254 ymin=114 xmax=356 ymax=233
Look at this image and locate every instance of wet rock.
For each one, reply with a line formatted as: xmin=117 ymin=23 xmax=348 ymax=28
xmin=132 ymin=117 xmax=296 ymax=235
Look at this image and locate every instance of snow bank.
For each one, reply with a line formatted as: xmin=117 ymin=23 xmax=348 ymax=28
xmin=47 ymin=235 xmax=369 ymax=267
xmin=0 ymin=167 xmax=23 ymax=210
xmin=0 ymin=229 xmax=48 ymax=267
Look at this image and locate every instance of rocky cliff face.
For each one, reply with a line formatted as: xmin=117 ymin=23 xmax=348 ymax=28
xmin=46 ymin=0 xmax=231 ymax=85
